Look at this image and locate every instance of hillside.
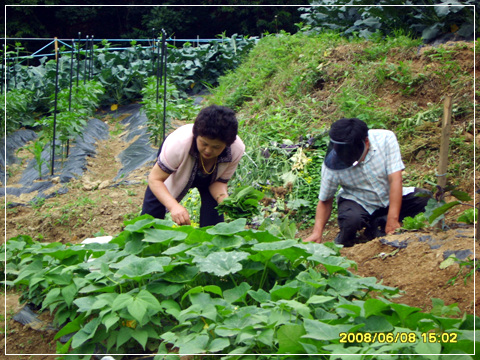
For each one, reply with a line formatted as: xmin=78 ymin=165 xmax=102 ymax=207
xmin=1 ymin=31 xmax=478 ymax=357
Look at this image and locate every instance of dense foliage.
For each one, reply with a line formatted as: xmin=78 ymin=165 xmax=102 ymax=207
xmin=298 ymin=1 xmax=477 ymax=42
xmin=4 ymin=216 xmax=478 ymax=358
xmin=4 ymin=2 xmax=303 ymax=42
xmin=1 ymin=35 xmax=256 ymax=135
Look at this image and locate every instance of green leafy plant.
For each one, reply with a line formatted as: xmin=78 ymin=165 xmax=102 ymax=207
xmin=385 ymin=61 xmax=426 ymax=96
xmin=424 ymin=186 xmax=475 ymax=227
xmin=140 ymin=76 xmax=200 ymax=145
xmin=299 ymin=1 xmax=477 ymax=42
xmin=457 ymin=207 xmax=477 ymax=224
xmin=402 ymin=212 xmax=428 ymax=230
xmin=5 ymin=35 xmax=256 ymax=135
xmin=34 ymin=80 xmax=105 ymax=160
xmin=4 ymin=216 xmax=478 ymax=358
xmin=216 ymin=185 xmax=265 ymax=222
xmin=445 ymin=256 xmax=479 ymax=286
xmin=25 ymin=138 xmax=48 ymax=180
xmin=402 ymin=187 xmax=475 ymax=230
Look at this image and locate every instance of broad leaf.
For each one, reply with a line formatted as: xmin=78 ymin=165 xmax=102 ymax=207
xmin=194 ymin=250 xmax=249 ymax=277
xmin=71 ymin=317 xmax=101 ymax=348
xmin=143 ymin=229 xmax=188 ymax=243
xmin=277 ymin=323 xmax=306 ymax=354
xmin=114 ymin=256 xmax=170 ymax=280
xmin=223 ymin=282 xmax=251 ymax=303
xmin=207 ymin=218 xmax=247 ymax=235
xmin=302 ymin=319 xmax=363 ymax=341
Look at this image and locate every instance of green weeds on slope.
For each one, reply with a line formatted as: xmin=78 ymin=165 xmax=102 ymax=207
xmin=208 ymin=31 xmax=475 ymax=226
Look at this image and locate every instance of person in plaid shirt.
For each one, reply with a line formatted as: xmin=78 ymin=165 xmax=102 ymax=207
xmin=305 ymin=118 xmax=429 ymax=247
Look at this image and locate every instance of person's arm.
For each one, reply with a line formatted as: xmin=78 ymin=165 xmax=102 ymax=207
xmin=385 ymin=170 xmax=403 ymax=234
xmin=148 ymin=163 xmax=191 ymax=225
xmin=304 ymin=197 xmax=334 ymax=243
xmin=209 ymin=181 xmax=229 ymax=204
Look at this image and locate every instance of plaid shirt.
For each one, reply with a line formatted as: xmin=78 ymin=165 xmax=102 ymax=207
xmin=319 ymin=129 xmax=411 ymax=214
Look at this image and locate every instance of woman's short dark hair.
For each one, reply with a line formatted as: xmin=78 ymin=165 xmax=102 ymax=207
xmin=329 ymin=118 xmax=369 ymax=143
xmin=193 ymin=105 xmax=238 ymax=146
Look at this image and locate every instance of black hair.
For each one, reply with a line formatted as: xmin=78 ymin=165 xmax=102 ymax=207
xmin=329 ymin=118 xmax=369 ymax=143
xmin=193 ymin=105 xmax=238 ymax=146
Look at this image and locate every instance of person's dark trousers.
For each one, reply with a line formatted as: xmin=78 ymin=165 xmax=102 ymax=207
xmin=197 ymin=185 xmax=224 ymax=227
xmin=141 ymin=185 xmax=167 ymax=219
xmin=335 ymin=188 xmax=430 ymax=247
xmin=141 ymin=185 xmax=224 ymax=227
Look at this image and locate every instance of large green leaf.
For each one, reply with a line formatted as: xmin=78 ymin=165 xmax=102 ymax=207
xmin=277 ymin=323 xmax=306 ymax=354
xmin=194 ymin=250 xmax=250 ymax=277
xmin=147 ymin=281 xmax=184 ymax=296
xmin=143 ymin=229 xmax=188 ymax=243
xmin=113 ymin=256 xmax=170 ymax=280
xmin=71 ymin=317 xmax=101 ymax=348
xmin=302 ymin=319 xmax=363 ymax=341
xmin=178 ymin=334 xmax=209 ymax=354
xmin=207 ymin=218 xmax=247 ymax=235
xmin=223 ymin=282 xmax=251 ymax=304
xmin=123 ymin=217 xmax=170 ymax=232
xmin=127 ymin=290 xmax=163 ymax=325
xmin=211 ymin=234 xmax=245 ymax=249
xmin=248 ymin=288 xmax=271 ymax=303
xmin=161 ymin=264 xmax=199 ymax=283
xmin=363 ymin=298 xmax=391 ymax=318
xmin=111 ymin=293 xmax=134 ymax=312
xmin=207 ymin=337 xmax=230 ymax=353
xmin=74 ymin=296 xmax=98 ymax=313
xmin=356 ymin=315 xmax=394 ymax=332
xmin=162 ymin=242 xmax=194 ymax=255
xmin=251 ymin=239 xmax=307 ymax=262
xmin=131 ymin=327 xmax=149 ymax=350
xmin=306 ymin=295 xmax=336 ymax=305
xmin=311 ymin=255 xmax=354 ymax=274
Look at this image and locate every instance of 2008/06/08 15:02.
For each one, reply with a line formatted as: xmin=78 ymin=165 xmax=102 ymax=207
xmin=339 ymin=331 xmax=458 ymax=344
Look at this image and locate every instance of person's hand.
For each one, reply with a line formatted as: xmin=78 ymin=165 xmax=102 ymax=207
xmin=304 ymin=232 xmax=322 ymax=243
xmin=170 ymin=204 xmax=191 ymax=225
xmin=385 ymin=218 xmax=401 ymax=235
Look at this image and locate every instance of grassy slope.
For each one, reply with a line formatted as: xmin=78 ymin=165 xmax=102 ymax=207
xmin=208 ymin=31 xmax=476 ymax=197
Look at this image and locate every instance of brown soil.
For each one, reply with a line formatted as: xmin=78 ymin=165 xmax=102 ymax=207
xmin=1 ymin=41 xmax=478 ymax=358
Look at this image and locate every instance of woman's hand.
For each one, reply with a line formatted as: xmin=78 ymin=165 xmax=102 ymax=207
xmin=169 ymin=203 xmax=191 ymax=225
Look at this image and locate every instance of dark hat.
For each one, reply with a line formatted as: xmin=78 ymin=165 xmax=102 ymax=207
xmin=324 ymin=118 xmax=369 ymax=170
xmin=324 ymin=139 xmax=366 ymax=170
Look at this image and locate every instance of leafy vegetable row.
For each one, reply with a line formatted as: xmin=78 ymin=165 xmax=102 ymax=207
xmin=3 ymin=216 xmax=478 ymax=358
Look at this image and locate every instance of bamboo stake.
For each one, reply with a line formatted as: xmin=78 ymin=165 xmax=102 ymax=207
xmin=437 ymin=95 xmax=453 ymax=189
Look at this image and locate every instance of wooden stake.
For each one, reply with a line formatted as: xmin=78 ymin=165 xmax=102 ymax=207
xmin=437 ymin=95 xmax=453 ymax=189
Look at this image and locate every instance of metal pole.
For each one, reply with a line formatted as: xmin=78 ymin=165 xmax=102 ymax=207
xmin=67 ymin=39 xmax=75 ymax=158
xmin=156 ymin=35 xmax=161 ymax=104
xmin=1 ymin=44 xmax=4 ymax=94
xmin=68 ymin=39 xmax=74 ymax=108
xmin=162 ymin=29 xmax=168 ymax=142
xmin=83 ymin=35 xmax=89 ymax=84
xmin=154 ymin=34 xmax=162 ymax=146
xmin=51 ymin=37 xmax=60 ymax=176
xmin=76 ymin=32 xmax=81 ymax=87
xmin=89 ymin=35 xmax=94 ymax=80
xmin=151 ymin=28 xmax=156 ymax=75
xmin=13 ymin=44 xmax=18 ymax=89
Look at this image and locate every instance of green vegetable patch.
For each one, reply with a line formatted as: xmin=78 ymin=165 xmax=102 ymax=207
xmin=3 ymin=215 xmax=478 ymax=358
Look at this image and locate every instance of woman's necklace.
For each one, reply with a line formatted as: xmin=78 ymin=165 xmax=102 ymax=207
xmin=200 ymin=156 xmax=217 ymax=175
